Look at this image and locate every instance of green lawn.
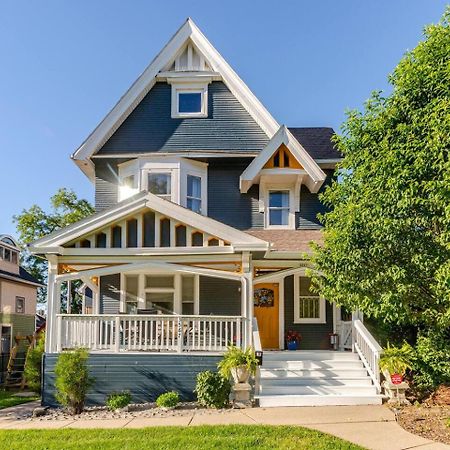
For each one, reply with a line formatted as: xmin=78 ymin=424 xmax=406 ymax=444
xmin=0 ymin=390 xmax=39 ymax=409
xmin=0 ymin=426 xmax=363 ymax=450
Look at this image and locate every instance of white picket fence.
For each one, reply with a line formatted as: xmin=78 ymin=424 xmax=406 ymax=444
xmin=55 ymin=314 xmax=247 ymax=353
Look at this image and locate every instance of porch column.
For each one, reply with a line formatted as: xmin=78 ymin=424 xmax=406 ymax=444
xmin=242 ymin=252 xmax=253 ymax=349
xmin=45 ymin=255 xmax=58 ymax=353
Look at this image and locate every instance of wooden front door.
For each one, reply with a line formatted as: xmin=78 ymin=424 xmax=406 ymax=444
xmin=254 ymin=283 xmax=279 ymax=349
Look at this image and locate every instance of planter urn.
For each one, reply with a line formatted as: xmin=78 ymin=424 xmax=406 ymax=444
xmin=230 ymin=366 xmax=250 ymax=384
xmin=287 ymin=341 xmax=298 ymax=351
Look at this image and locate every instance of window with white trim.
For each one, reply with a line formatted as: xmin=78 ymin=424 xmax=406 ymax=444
xmin=187 ymin=175 xmax=202 ymax=213
xmin=268 ymin=190 xmax=290 ymax=227
xmin=147 ymin=172 xmax=172 ymax=200
xmin=171 ymin=85 xmax=208 ymax=118
xmin=294 ymin=276 xmax=326 ymax=324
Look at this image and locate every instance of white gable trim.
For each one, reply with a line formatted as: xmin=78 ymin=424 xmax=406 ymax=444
xmin=29 ymin=192 xmax=268 ymax=252
xmin=72 ymin=18 xmax=279 ymax=180
xmin=240 ymin=125 xmax=327 ymax=194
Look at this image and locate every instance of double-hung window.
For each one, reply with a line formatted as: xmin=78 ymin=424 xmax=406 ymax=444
xmin=147 ymin=173 xmax=172 ymax=201
xmin=294 ymin=276 xmax=326 ymax=324
xmin=187 ymin=175 xmax=202 ymax=213
xmin=268 ymin=190 xmax=290 ymax=227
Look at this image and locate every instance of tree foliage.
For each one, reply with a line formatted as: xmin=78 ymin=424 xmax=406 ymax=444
xmin=311 ymin=10 xmax=450 ymax=387
xmin=13 ymin=188 xmax=94 ymax=304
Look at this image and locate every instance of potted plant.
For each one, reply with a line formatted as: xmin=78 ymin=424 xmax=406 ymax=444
xmin=379 ymin=342 xmax=414 ymax=384
xmin=218 ymin=346 xmax=258 ymax=383
xmin=285 ymin=330 xmax=302 ymax=350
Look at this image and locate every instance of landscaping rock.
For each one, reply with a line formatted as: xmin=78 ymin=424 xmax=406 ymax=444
xmin=32 ymin=407 xmax=48 ymax=418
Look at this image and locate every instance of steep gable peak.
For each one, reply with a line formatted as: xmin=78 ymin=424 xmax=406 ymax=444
xmin=72 ymin=18 xmax=279 ymax=180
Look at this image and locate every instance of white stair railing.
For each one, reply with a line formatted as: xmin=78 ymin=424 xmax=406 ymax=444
xmin=353 ymin=319 xmax=382 ymax=392
xmin=56 ymin=314 xmax=246 ymax=353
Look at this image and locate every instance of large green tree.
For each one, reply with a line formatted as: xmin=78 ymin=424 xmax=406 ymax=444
xmin=311 ymin=10 xmax=450 ymax=388
xmin=14 ymin=188 xmax=94 ymax=304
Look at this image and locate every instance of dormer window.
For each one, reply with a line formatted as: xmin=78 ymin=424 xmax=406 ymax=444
xmin=148 ymin=173 xmax=172 ymax=201
xmin=187 ymin=175 xmax=202 ymax=213
xmin=268 ymin=191 xmax=290 ymax=226
xmin=171 ymin=83 xmax=208 ymax=118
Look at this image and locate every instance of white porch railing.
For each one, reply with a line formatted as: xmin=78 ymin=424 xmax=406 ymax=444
xmin=55 ymin=314 xmax=247 ymax=354
xmin=353 ymin=319 xmax=382 ymax=392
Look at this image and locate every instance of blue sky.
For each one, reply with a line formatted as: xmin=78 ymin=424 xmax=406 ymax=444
xmin=0 ymin=1 xmax=447 ymax=238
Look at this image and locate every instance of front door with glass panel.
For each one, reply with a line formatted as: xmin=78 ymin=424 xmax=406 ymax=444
xmin=254 ymin=283 xmax=279 ymax=349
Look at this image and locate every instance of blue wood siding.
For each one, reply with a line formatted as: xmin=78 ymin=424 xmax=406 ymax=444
xmin=42 ymin=353 xmax=221 ymax=407
xmin=94 ymin=160 xmax=119 ymax=211
xmin=283 ymin=275 xmax=333 ymax=350
xmin=99 ymin=274 xmax=121 ymax=314
xmin=97 ymin=82 xmax=269 ymax=155
xmin=199 ymin=277 xmax=241 ymax=316
xmin=297 ymin=169 xmax=334 ymax=229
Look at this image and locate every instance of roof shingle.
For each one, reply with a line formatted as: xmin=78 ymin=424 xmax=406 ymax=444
xmin=288 ymin=127 xmax=341 ymax=160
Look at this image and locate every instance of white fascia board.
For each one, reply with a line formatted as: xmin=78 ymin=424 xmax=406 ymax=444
xmin=239 ymin=125 xmax=326 ymax=193
xmin=29 ymin=193 xmax=149 ymax=249
xmin=72 ymin=18 xmax=279 ymax=180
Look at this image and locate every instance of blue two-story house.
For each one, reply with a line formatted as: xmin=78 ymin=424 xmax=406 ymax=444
xmin=30 ymin=19 xmax=382 ymax=407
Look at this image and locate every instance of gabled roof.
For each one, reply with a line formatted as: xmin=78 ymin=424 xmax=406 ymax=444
xmin=29 ymin=191 xmax=268 ymax=253
xmin=72 ymin=18 xmax=279 ymax=180
xmin=240 ymin=126 xmax=327 ymax=193
xmin=288 ymin=127 xmax=342 ymax=160
xmin=0 ymin=267 xmax=43 ymax=287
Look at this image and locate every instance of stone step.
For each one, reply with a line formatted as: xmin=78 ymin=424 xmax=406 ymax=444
xmin=263 ymin=351 xmax=359 ymax=361
xmin=256 ymin=394 xmax=383 ymax=407
xmin=259 ymin=384 xmax=378 ymax=396
xmin=262 ymin=360 xmax=364 ymax=370
xmin=259 ymin=367 xmax=369 ymax=378
xmin=260 ymin=376 xmax=373 ymax=387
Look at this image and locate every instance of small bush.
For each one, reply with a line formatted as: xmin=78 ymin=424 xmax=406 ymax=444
xmin=55 ymin=348 xmax=94 ymax=415
xmin=24 ymin=333 xmax=45 ymax=393
xmin=156 ymin=391 xmax=179 ymax=409
xmin=106 ymin=391 xmax=131 ymax=410
xmin=195 ymin=371 xmax=230 ymax=409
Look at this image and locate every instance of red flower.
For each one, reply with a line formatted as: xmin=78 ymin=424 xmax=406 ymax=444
xmin=285 ymin=330 xmax=302 ymax=343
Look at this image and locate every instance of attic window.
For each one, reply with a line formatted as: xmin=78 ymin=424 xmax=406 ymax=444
xmin=171 ymin=84 xmax=208 ymax=118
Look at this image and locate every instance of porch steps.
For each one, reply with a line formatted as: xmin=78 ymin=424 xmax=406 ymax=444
xmin=256 ymin=351 xmax=383 ymax=407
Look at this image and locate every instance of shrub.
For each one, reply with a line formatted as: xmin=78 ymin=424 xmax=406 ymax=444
xmin=217 ymin=346 xmax=258 ymax=379
xmin=106 ymin=391 xmax=131 ymax=410
xmin=24 ymin=333 xmax=45 ymax=393
xmin=195 ymin=370 xmax=230 ymax=409
xmin=55 ymin=348 xmax=94 ymax=414
xmin=156 ymin=391 xmax=179 ymax=409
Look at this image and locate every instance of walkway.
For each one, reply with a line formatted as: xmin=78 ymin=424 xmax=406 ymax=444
xmin=0 ymin=403 xmax=448 ymax=450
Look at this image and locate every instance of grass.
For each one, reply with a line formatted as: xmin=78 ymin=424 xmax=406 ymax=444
xmin=0 ymin=425 xmax=363 ymax=449
xmin=0 ymin=390 xmax=39 ymax=409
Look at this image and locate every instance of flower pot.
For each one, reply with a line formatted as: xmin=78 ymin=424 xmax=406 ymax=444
xmin=230 ymin=366 xmax=250 ymax=384
xmin=390 ymin=373 xmax=403 ymax=385
xmin=287 ymin=341 xmax=298 ymax=351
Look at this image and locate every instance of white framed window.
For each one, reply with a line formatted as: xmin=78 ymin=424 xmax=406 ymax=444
xmin=146 ymin=172 xmax=173 ymax=201
xmin=187 ymin=175 xmax=202 ymax=213
xmin=171 ymin=84 xmax=208 ymax=118
xmin=294 ymin=276 xmax=326 ymax=324
xmin=267 ymin=190 xmax=290 ymax=227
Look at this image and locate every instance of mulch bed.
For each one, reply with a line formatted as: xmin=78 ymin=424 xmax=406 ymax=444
xmin=394 ymin=385 xmax=450 ymax=445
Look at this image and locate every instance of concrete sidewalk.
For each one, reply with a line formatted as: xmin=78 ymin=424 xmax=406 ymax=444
xmin=0 ymin=404 xmax=448 ymax=450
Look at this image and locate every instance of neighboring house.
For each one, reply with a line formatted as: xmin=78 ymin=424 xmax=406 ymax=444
xmin=29 ymin=19 xmax=383 ymax=407
xmin=0 ymin=235 xmax=41 ymax=350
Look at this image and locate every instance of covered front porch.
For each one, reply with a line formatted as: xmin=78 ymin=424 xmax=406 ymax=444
xmin=46 ymin=256 xmax=255 ymax=355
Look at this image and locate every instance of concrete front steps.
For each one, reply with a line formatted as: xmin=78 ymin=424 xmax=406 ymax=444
xmin=256 ymin=351 xmax=383 ymax=407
